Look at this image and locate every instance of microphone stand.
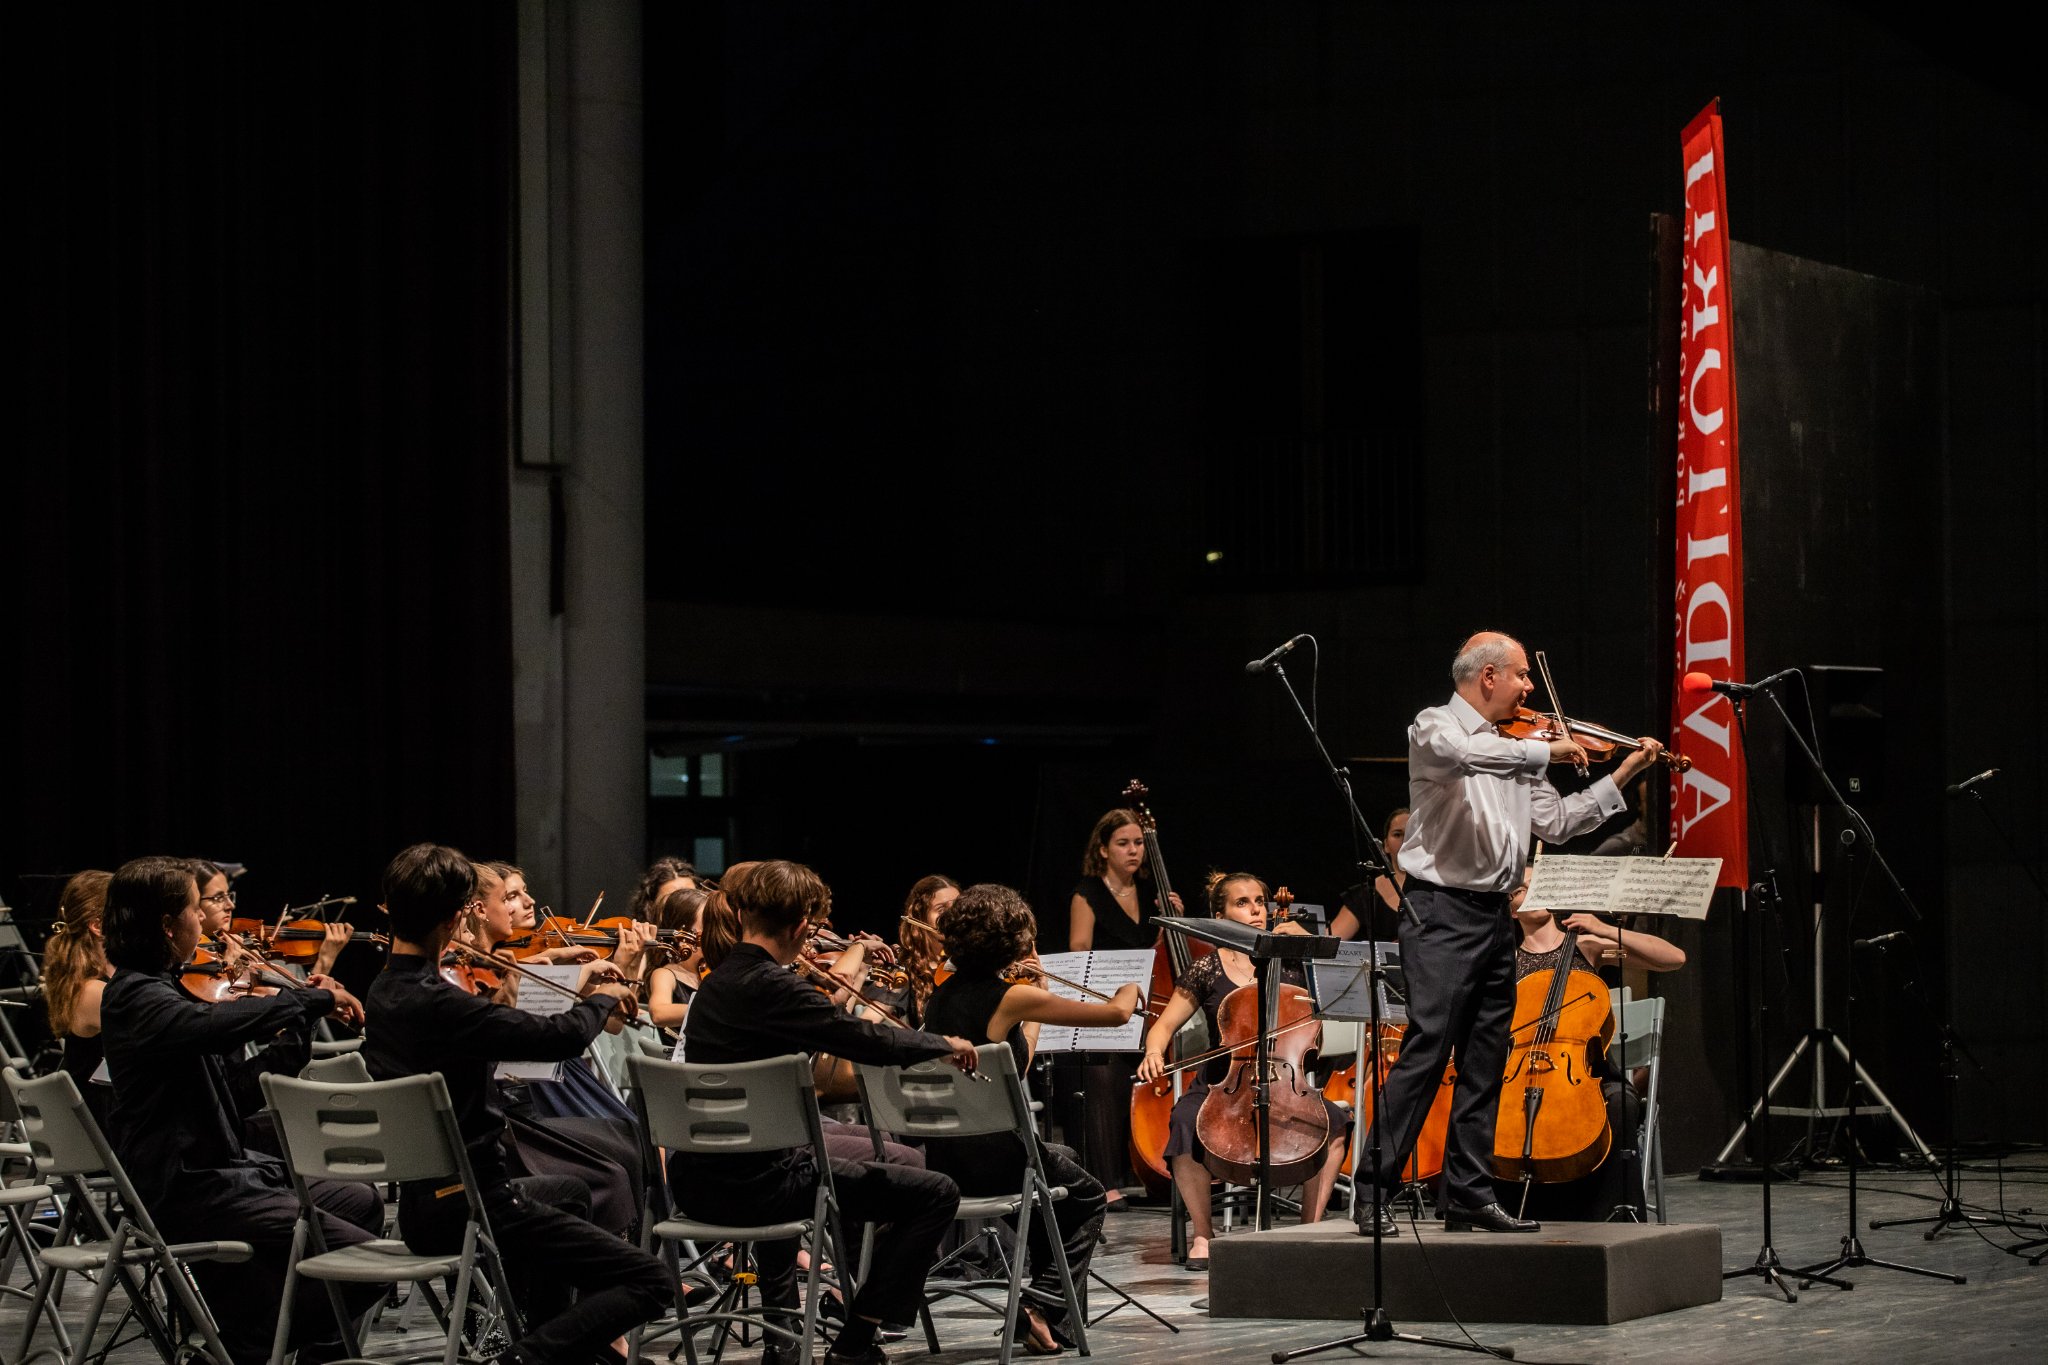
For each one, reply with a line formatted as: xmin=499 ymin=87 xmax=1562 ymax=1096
xmin=1258 ymin=656 xmax=1508 ymax=1363
xmin=1746 ymin=688 xmax=1960 ymax=1291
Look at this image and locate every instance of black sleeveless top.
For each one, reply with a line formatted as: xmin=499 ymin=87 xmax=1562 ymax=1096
xmin=60 ymin=1030 xmax=112 ymax=1130
xmin=921 ymin=970 xmax=1030 ymax=1079
xmin=1073 ymin=877 xmax=1153 ymax=950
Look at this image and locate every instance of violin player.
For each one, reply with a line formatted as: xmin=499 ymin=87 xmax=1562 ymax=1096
xmin=666 ymin=860 xmax=977 ymax=1365
xmin=364 ymin=843 xmax=668 ymax=1365
xmin=98 ymin=856 xmax=381 ymax=1365
xmin=1135 ymin=872 xmax=1351 ymax=1271
xmin=922 ymin=882 xmax=1140 ymax=1351
xmin=1360 ymin=632 xmax=1662 ymax=1235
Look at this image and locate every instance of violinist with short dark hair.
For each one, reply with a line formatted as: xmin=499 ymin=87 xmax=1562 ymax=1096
xmin=99 ymin=856 xmax=381 ymax=1365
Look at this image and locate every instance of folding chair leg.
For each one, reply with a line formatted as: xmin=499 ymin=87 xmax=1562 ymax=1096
xmin=63 ymin=1225 xmax=127 ymax=1365
xmin=995 ymin=1195 xmax=1032 ymax=1365
xmin=1039 ymin=1185 xmax=1090 ymax=1357
xmin=268 ymin=1219 xmax=308 ymax=1365
xmin=8 ymin=1211 xmax=73 ymax=1363
xmin=445 ymin=1249 xmax=478 ymax=1365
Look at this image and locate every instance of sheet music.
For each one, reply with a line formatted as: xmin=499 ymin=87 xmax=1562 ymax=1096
xmin=495 ymin=963 xmax=584 ymax=1079
xmin=1030 ymin=949 xmax=1152 ymax=1054
xmin=1310 ymin=940 xmax=1406 ymax=1024
xmin=1525 ymin=854 xmax=1722 ymax=920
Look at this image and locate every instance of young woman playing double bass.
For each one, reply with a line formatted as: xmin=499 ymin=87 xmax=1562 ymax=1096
xmin=923 ymin=883 xmax=1142 ymax=1353
xmin=1062 ymin=808 xmax=1181 ymax=1212
xmin=1135 ymin=873 xmax=1352 ymax=1271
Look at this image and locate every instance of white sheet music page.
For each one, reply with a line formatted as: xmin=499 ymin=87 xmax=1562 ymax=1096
xmin=1030 ymin=949 xmax=1151 ymax=1053
xmin=495 ymin=963 xmax=585 ymax=1079
xmin=1525 ymin=855 xmax=1721 ymax=920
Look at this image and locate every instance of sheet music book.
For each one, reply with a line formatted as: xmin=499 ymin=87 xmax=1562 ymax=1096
xmin=496 ymin=963 xmax=584 ymax=1079
xmin=1029 ymin=949 xmax=1152 ymax=1054
xmin=1525 ymin=854 xmax=1722 ymax=921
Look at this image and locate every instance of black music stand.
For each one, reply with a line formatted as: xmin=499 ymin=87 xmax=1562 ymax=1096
xmin=1154 ymin=917 xmax=1335 ymax=1231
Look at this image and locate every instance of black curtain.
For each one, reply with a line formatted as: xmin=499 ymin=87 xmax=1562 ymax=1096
xmin=7 ymin=4 xmax=516 ymax=913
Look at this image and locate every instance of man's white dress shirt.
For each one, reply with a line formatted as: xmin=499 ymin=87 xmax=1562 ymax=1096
xmin=1397 ymin=692 xmax=1626 ymax=894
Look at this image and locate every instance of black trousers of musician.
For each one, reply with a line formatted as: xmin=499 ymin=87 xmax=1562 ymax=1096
xmin=401 ymin=1173 xmax=670 ymax=1365
xmin=924 ymin=1136 xmax=1106 ymax=1330
xmin=1363 ymin=880 xmax=1516 ymax=1212
xmin=161 ymin=1178 xmax=383 ymax=1365
xmin=671 ymin=1150 xmax=960 ymax=1327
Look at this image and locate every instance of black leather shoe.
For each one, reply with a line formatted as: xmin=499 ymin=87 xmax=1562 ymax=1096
xmin=1442 ymin=1202 xmax=1539 ymax=1233
xmin=1360 ymin=1206 xmax=1400 ymax=1238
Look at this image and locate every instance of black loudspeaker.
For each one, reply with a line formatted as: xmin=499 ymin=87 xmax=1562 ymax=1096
xmin=1785 ymin=665 xmax=1884 ymax=805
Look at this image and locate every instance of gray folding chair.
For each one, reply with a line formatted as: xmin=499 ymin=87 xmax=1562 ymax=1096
xmin=298 ymin=1051 xmax=374 ymax=1085
xmin=259 ymin=1071 xmax=518 ymax=1365
xmin=5 ymin=1067 xmax=249 ymax=1365
xmin=855 ymin=1045 xmax=1088 ymax=1365
xmin=625 ymin=1051 xmax=844 ymax=1365
xmin=1609 ymin=992 xmax=1669 ymax=1223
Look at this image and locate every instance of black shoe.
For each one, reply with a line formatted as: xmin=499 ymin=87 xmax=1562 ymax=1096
xmin=760 ymin=1341 xmax=804 ymax=1365
xmin=1442 ymin=1202 xmax=1539 ymax=1233
xmin=1360 ymin=1206 xmax=1400 ymax=1238
xmin=825 ymin=1346 xmax=888 ymax=1365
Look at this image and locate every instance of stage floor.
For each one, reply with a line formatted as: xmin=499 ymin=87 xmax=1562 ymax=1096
xmin=6 ymin=1165 xmax=2042 ymax=1363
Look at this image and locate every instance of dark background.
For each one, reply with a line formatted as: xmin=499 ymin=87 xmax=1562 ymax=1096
xmin=9 ymin=3 xmax=2043 ymax=1168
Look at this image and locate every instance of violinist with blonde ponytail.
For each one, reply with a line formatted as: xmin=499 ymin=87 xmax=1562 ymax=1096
xmin=41 ymin=870 xmax=115 ymax=1128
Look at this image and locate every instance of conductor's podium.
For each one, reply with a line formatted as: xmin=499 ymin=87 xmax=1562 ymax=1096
xmin=1208 ymin=1218 xmax=1722 ymax=1325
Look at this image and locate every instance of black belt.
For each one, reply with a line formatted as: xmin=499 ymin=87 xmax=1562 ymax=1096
xmin=1404 ymin=876 xmax=1512 ymax=912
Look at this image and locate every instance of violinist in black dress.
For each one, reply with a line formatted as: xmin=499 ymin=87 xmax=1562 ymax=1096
xmin=922 ymin=883 xmax=1142 ymax=1353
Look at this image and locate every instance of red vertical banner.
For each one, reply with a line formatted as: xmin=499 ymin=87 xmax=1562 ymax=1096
xmin=1672 ymin=100 xmax=1748 ymax=888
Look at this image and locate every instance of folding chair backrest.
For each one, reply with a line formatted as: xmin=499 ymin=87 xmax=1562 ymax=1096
xmin=5 ymin=1068 xmax=117 ymax=1181
xmin=627 ymin=1051 xmax=822 ymax=1156
xmin=1609 ymin=996 xmax=1666 ymax=1074
xmin=260 ymin=1071 xmax=466 ymax=1186
xmin=300 ymin=1051 xmax=374 ymax=1085
xmin=1317 ymin=1019 xmax=1365 ymax=1068
xmin=856 ymin=1044 xmax=1026 ymax=1143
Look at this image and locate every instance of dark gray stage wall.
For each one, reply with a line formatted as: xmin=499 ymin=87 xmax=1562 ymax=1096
xmin=1652 ymin=240 xmax=1956 ymax=1170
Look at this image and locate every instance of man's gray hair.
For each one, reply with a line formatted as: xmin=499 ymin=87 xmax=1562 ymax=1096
xmin=1451 ymin=634 xmax=1518 ymax=684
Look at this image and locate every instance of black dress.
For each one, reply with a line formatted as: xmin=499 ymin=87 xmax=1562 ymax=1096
xmin=57 ymin=1029 xmax=111 ymax=1133
xmin=1162 ymin=953 xmax=1350 ymax=1169
xmin=1051 ymin=877 xmax=1153 ymax=1191
xmin=1489 ymin=939 xmax=1644 ymax=1221
xmin=923 ymin=970 xmax=1108 ymax=1329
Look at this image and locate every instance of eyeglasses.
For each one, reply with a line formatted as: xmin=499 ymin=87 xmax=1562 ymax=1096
xmin=201 ymin=890 xmax=236 ymax=909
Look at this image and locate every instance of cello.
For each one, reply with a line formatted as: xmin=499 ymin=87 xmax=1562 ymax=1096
xmin=1123 ymin=779 xmax=1211 ymax=1196
xmin=1194 ymin=975 xmax=1331 ymax=1187
xmin=1492 ymin=928 xmax=1614 ymax=1192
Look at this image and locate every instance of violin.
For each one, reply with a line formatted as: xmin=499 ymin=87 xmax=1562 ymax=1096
xmin=440 ymin=948 xmax=503 ymax=995
xmin=1496 ymin=708 xmax=1692 ymax=773
xmin=505 ymin=911 xmax=689 ymax=962
xmin=1492 ymin=929 xmax=1614 ymax=1187
xmin=229 ymin=916 xmax=389 ymax=961
xmin=181 ymin=943 xmax=275 ymax=1003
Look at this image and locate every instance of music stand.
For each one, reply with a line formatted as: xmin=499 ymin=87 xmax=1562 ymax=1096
xmin=1154 ymin=917 xmax=1333 ymax=1231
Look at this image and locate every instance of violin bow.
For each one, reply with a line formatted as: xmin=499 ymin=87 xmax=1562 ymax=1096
xmin=1532 ymin=649 xmax=1587 ymax=777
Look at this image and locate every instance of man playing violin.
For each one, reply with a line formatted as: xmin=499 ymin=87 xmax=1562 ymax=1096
xmin=1361 ymin=632 xmax=1663 ymax=1235
xmin=365 ymin=843 xmax=669 ymax=1365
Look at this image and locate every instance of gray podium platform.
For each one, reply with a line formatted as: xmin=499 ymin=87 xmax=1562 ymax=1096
xmin=1208 ymin=1218 xmax=1722 ymax=1325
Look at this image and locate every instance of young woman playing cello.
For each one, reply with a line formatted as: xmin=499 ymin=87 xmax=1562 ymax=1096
xmin=1501 ymin=868 xmax=1684 ymax=1220
xmin=923 ymin=883 xmax=1143 ymax=1353
xmin=1135 ymin=872 xmax=1353 ymax=1271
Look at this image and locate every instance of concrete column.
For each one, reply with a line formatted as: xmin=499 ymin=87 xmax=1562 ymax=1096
xmin=510 ymin=0 xmax=643 ymax=904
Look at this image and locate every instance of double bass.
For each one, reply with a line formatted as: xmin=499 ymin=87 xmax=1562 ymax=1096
xmin=1492 ymin=929 xmax=1614 ymax=1188
xmin=1123 ymin=780 xmax=1212 ymax=1195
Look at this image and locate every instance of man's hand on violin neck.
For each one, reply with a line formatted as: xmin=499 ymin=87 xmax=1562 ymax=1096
xmin=1615 ymin=737 xmax=1664 ymax=781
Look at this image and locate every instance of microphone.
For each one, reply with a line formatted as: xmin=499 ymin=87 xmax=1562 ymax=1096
xmin=1946 ymin=769 xmax=1998 ymax=798
xmin=1854 ymin=930 xmax=1908 ymax=950
xmin=1245 ymin=633 xmax=1310 ymax=674
xmin=1681 ymin=667 xmax=1799 ymax=698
